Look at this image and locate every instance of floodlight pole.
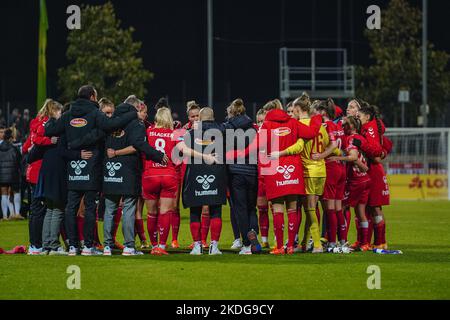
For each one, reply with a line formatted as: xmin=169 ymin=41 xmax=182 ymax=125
xmin=207 ymin=0 xmax=213 ymax=107
xmin=422 ymin=0 xmax=428 ymax=128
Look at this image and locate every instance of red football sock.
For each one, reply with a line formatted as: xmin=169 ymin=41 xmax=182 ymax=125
xmin=336 ymin=209 xmax=347 ymax=242
xmin=158 ymin=212 xmax=171 ymax=246
xmin=273 ymin=212 xmax=285 ymax=249
xmin=258 ymin=206 xmax=269 ymax=238
xmin=190 ymin=222 xmax=201 ymax=242
xmin=147 ymin=214 xmax=158 ymax=247
xmin=326 ymin=209 xmax=338 ymax=244
xmin=210 ymin=217 xmax=222 ymax=242
xmin=112 ymin=207 xmax=122 ymax=241
xmin=373 ymin=220 xmax=386 ymax=245
xmin=76 ymin=216 xmax=84 ymax=241
xmin=135 ymin=218 xmax=147 ymax=242
xmin=201 ymin=208 xmax=210 ymax=242
xmin=287 ymin=209 xmax=298 ymax=248
xmin=171 ymin=209 xmax=180 ymax=241
xmin=360 ymin=222 xmax=369 ymax=245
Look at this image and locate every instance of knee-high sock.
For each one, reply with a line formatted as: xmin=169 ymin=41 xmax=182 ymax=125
xmin=112 ymin=207 xmax=123 ymax=241
xmin=135 ymin=218 xmax=146 ymax=242
xmin=158 ymin=212 xmax=171 ymax=247
xmin=1 ymin=195 xmax=8 ymax=219
xmin=272 ymin=212 xmax=284 ymax=249
xmin=201 ymin=207 xmax=210 ymax=242
xmin=210 ymin=217 xmax=222 ymax=242
xmin=373 ymin=215 xmax=386 ymax=245
xmin=258 ymin=206 xmax=269 ymax=238
xmin=147 ymin=214 xmax=158 ymax=247
xmin=287 ymin=209 xmax=298 ymax=248
xmin=326 ymin=210 xmax=338 ymax=244
xmin=190 ymin=221 xmax=201 ymax=242
xmin=171 ymin=209 xmax=180 ymax=241
xmin=13 ymin=193 xmax=21 ymax=214
xmin=359 ymin=221 xmax=369 ymax=245
xmin=76 ymin=216 xmax=84 ymax=241
xmin=336 ymin=209 xmax=347 ymax=242
xmin=305 ymin=208 xmax=321 ymax=249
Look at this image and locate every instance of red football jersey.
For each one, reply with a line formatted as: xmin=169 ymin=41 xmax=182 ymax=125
xmin=144 ymin=127 xmax=177 ymax=176
xmin=342 ymin=134 xmax=370 ymax=184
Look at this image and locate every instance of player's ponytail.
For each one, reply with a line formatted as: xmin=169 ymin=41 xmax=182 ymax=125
xmin=346 ymin=116 xmax=361 ymax=133
xmin=293 ymin=92 xmax=311 ymax=114
xmin=229 ymin=98 xmax=246 ymax=117
xmin=263 ymin=99 xmax=283 ymax=112
xmin=186 ymin=100 xmax=200 ymax=115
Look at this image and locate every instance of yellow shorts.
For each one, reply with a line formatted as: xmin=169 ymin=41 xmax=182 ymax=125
xmin=304 ymin=177 xmax=326 ymax=196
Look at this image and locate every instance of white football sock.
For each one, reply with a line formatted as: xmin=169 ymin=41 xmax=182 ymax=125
xmin=14 ymin=193 xmax=21 ymax=215
xmin=1 ymin=195 xmax=9 ymax=218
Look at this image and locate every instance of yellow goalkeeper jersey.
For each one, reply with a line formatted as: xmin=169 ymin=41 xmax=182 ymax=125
xmin=285 ymin=119 xmax=329 ymax=178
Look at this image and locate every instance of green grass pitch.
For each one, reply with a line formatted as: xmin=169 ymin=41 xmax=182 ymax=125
xmin=1 ymin=200 xmax=450 ymax=300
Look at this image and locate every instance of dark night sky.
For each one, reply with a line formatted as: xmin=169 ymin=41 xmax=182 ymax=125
xmin=1 ymin=0 xmax=450 ymax=122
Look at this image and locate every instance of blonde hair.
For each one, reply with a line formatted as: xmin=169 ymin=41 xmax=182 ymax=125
xmin=155 ymin=107 xmax=174 ymax=130
xmin=263 ymin=99 xmax=283 ymax=112
xmin=38 ymin=99 xmax=63 ymax=120
xmin=99 ymin=98 xmax=114 ymax=110
xmin=293 ymin=92 xmax=311 ymax=113
xmin=186 ymin=100 xmax=201 ymax=115
xmin=229 ymin=98 xmax=246 ymax=117
xmin=199 ymin=107 xmax=214 ymax=121
xmin=256 ymin=108 xmax=266 ymax=118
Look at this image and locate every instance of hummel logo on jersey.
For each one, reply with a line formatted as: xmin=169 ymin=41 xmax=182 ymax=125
xmin=106 ymin=162 xmax=122 ymax=177
xmin=70 ymin=160 xmax=87 ymax=175
xmin=276 ymin=165 xmax=295 ymax=180
xmin=196 ymin=175 xmax=216 ymax=190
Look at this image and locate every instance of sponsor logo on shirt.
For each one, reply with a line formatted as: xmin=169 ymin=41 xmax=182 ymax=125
xmin=70 ymin=118 xmax=88 ymax=128
xmin=106 ymin=162 xmax=122 ymax=177
xmin=273 ymin=127 xmax=291 ymax=137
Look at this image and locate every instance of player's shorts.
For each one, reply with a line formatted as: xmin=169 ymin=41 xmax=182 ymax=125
xmin=368 ymin=163 xmax=390 ymax=207
xmin=343 ymin=180 xmax=370 ymax=208
xmin=257 ymin=177 xmax=266 ymax=198
xmin=142 ymin=175 xmax=178 ymax=200
xmin=323 ymin=165 xmax=346 ymax=200
xmin=304 ymin=177 xmax=326 ymax=196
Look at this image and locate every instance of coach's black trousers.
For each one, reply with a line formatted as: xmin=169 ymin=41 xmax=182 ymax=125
xmin=229 ymin=174 xmax=258 ymax=246
xmin=65 ymin=190 xmax=97 ymax=248
xmin=28 ymin=184 xmax=46 ymax=248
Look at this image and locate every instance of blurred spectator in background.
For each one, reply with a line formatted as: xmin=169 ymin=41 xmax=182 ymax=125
xmin=0 ymin=129 xmax=22 ymax=221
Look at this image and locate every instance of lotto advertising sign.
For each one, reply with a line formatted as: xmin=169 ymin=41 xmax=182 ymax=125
xmin=388 ymin=175 xmax=449 ymax=200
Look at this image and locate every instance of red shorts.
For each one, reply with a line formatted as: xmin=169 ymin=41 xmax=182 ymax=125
xmin=142 ymin=175 xmax=178 ymax=200
xmin=258 ymin=177 xmax=266 ymax=198
xmin=368 ymin=163 xmax=390 ymax=207
xmin=343 ymin=180 xmax=370 ymax=208
xmin=323 ymin=162 xmax=346 ymax=201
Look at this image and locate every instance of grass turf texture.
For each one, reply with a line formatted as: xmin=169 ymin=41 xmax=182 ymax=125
xmin=1 ymin=200 xmax=450 ymax=300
